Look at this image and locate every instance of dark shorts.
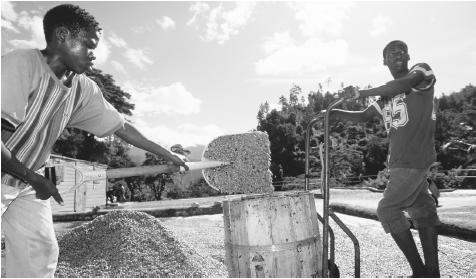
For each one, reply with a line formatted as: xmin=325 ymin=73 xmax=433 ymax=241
xmin=376 ymin=168 xmax=440 ymax=234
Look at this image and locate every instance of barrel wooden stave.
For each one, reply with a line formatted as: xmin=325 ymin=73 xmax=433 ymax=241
xmin=224 ymin=192 xmax=322 ymax=278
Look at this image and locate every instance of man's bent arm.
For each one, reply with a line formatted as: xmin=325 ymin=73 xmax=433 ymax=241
xmin=2 ymin=142 xmax=34 ymax=184
xmin=359 ymin=71 xmax=425 ymax=98
xmin=2 ymin=142 xmax=63 ymax=203
xmin=114 ymin=121 xmax=188 ymax=169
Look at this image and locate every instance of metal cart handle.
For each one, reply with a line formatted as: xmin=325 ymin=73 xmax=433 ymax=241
xmin=304 ymin=96 xmax=361 ymax=278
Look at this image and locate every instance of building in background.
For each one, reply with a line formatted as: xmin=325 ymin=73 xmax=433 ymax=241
xmin=46 ymin=154 xmax=107 ymax=213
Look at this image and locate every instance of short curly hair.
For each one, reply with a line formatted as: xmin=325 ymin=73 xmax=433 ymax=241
xmin=43 ymin=4 xmax=101 ymax=43
xmin=382 ymin=40 xmax=407 ymax=59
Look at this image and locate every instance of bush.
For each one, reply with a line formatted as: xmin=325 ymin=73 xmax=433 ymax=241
xmin=279 ymin=175 xmax=344 ymax=191
xmin=363 ymin=168 xmax=463 ymax=190
xmin=281 ymin=176 xmax=305 ymax=191
xmin=432 ymin=171 xmax=462 ymax=189
xmin=189 ymin=179 xmax=222 ymax=198
xmin=130 ymin=185 xmax=148 ymax=201
xmin=163 ymin=179 xmax=223 ymax=199
xmin=362 ymin=169 xmax=389 ymax=190
xmin=164 ymin=184 xmax=185 ymax=199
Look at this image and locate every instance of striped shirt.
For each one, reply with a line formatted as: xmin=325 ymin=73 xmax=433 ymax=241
xmin=1 ymin=49 xmax=124 ymax=188
xmin=371 ymin=63 xmax=437 ymax=169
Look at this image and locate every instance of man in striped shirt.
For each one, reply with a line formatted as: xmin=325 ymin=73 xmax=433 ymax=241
xmin=1 ymin=4 xmax=187 ymax=277
xmin=328 ymin=41 xmax=440 ymax=277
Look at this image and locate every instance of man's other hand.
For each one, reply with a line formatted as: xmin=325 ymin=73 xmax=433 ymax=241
xmin=28 ymin=172 xmax=64 ymax=205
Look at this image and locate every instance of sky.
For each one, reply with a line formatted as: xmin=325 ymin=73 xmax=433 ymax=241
xmin=2 ymin=1 xmax=476 ymax=148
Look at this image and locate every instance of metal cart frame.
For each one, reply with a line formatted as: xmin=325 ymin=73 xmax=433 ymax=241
xmin=304 ymin=97 xmax=361 ymax=278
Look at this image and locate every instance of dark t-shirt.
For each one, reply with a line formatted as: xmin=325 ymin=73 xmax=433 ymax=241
xmin=371 ymin=63 xmax=437 ymax=169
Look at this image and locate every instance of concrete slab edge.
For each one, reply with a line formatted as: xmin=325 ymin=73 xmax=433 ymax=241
xmin=53 ymin=203 xmax=223 ymax=222
xmin=329 ymin=202 xmax=476 ymax=242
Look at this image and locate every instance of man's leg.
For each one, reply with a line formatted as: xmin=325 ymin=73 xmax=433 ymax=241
xmin=408 ymin=182 xmax=441 ymax=278
xmin=390 ymin=229 xmax=427 ymax=277
xmin=377 ymin=168 xmax=430 ymax=277
xmin=2 ymin=184 xmax=59 ymax=278
xmin=418 ymin=226 xmax=440 ymax=277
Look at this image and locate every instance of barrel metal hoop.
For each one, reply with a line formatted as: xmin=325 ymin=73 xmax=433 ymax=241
xmin=225 ymin=235 xmax=319 ymax=253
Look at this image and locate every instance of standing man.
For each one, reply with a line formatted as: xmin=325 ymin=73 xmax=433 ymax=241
xmin=1 ymin=4 xmax=187 ymax=277
xmin=328 ymin=40 xmax=440 ymax=277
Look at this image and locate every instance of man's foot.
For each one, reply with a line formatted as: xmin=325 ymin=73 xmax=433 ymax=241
xmin=411 ymin=265 xmax=428 ymax=278
xmin=397 ymin=271 xmax=427 ymax=278
xmin=410 ymin=272 xmax=427 ymax=278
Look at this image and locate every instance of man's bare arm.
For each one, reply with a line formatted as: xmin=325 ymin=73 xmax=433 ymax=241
xmin=359 ymin=71 xmax=425 ymax=98
xmin=114 ymin=121 xmax=188 ymax=170
xmin=2 ymin=142 xmax=32 ymax=183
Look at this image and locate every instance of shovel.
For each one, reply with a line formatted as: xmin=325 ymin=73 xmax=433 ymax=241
xmin=46 ymin=131 xmax=271 ymax=195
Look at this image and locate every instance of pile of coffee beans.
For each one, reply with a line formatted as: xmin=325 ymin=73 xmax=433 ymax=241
xmin=55 ymin=210 xmax=226 ymax=277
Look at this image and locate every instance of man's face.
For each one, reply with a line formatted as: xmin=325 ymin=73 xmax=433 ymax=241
xmin=59 ymin=29 xmax=100 ymax=74
xmin=384 ymin=44 xmax=409 ymax=72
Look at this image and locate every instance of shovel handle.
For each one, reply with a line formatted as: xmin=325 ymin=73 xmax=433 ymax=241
xmin=105 ymin=165 xmax=180 ymax=179
xmin=105 ymin=160 xmax=230 ymax=179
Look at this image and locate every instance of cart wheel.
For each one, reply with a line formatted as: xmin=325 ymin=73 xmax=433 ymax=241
xmin=328 ymin=259 xmax=340 ymax=278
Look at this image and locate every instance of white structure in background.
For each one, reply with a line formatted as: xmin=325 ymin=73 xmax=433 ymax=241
xmin=47 ymin=154 xmax=107 ymax=213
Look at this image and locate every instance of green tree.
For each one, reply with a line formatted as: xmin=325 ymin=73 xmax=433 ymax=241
xmin=141 ymin=152 xmax=169 ymax=201
xmin=435 ymin=84 xmax=475 ymax=171
xmin=257 ymin=102 xmax=270 ymax=124
xmin=86 ymin=68 xmax=134 ymax=115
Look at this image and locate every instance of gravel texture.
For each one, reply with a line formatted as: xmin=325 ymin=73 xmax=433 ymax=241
xmin=162 ymin=213 xmax=476 ymax=278
xmin=326 ymin=213 xmax=476 ymax=278
xmin=54 ymin=210 xmax=227 ymax=278
xmin=160 ymin=215 xmax=227 ymax=267
xmin=202 ymin=131 xmax=273 ymax=194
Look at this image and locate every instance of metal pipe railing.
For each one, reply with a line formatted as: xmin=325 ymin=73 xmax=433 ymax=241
xmin=304 ymin=95 xmax=361 ymax=278
xmin=316 ymin=212 xmax=336 ymax=263
xmin=305 ymin=117 xmax=321 ymax=191
xmin=322 ymin=98 xmax=345 ymax=277
xmin=330 ymin=211 xmax=361 ymax=277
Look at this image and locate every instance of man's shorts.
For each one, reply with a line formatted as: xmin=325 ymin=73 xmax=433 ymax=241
xmin=376 ymin=168 xmax=440 ymax=234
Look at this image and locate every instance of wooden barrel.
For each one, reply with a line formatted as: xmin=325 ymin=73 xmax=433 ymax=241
xmin=223 ymin=191 xmax=322 ymax=278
